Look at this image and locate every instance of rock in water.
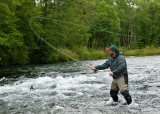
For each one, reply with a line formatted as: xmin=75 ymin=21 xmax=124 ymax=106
xmin=30 ymin=85 xmax=34 ymax=90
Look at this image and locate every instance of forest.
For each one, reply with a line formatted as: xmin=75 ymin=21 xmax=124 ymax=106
xmin=0 ymin=0 xmax=160 ymax=66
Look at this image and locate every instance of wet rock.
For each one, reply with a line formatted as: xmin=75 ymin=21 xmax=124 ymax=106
xmin=30 ymin=85 xmax=34 ymax=90
xmin=48 ymin=102 xmax=56 ymax=108
xmin=51 ymin=84 xmax=57 ymax=89
xmin=21 ymin=103 xmax=29 ymax=108
xmin=70 ymin=103 xmax=79 ymax=109
xmin=50 ymin=91 xmax=58 ymax=96
xmin=156 ymin=85 xmax=160 ymax=88
xmin=63 ymin=92 xmax=76 ymax=96
xmin=63 ymin=76 xmax=66 ymax=78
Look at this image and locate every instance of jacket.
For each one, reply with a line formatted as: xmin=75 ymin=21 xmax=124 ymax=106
xmin=95 ymin=53 xmax=128 ymax=84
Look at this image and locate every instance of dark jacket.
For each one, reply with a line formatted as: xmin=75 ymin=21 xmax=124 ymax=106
xmin=96 ymin=53 xmax=128 ymax=84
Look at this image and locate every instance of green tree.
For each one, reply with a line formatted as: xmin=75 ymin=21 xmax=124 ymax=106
xmin=89 ymin=0 xmax=120 ymax=48
xmin=147 ymin=0 xmax=160 ymax=46
xmin=0 ymin=2 xmax=28 ymax=66
xmin=132 ymin=0 xmax=160 ymax=48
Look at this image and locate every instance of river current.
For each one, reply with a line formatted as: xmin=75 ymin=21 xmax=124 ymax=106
xmin=0 ymin=56 xmax=160 ymax=114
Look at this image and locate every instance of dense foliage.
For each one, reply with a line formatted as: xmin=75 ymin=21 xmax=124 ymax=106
xmin=0 ymin=0 xmax=160 ymax=66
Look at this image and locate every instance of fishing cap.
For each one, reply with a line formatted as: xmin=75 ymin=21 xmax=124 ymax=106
xmin=108 ymin=44 xmax=119 ymax=52
xmin=105 ymin=45 xmax=119 ymax=52
xmin=104 ymin=44 xmax=119 ymax=53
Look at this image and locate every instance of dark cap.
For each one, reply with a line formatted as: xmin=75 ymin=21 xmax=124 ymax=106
xmin=109 ymin=45 xmax=119 ymax=52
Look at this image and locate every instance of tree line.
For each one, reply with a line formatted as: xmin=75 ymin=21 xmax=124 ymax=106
xmin=0 ymin=0 xmax=160 ymax=66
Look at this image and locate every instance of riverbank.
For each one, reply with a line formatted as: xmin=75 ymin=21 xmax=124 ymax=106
xmin=123 ymin=47 xmax=160 ymax=56
xmin=0 ymin=47 xmax=160 ymax=77
xmin=53 ymin=47 xmax=160 ymax=62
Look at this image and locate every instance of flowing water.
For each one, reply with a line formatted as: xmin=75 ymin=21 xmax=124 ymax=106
xmin=0 ymin=56 xmax=160 ymax=114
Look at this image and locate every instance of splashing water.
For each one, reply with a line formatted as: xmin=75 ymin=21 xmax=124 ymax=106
xmin=0 ymin=56 xmax=160 ymax=114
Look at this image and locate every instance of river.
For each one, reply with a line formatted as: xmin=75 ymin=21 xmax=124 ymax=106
xmin=0 ymin=56 xmax=160 ymax=114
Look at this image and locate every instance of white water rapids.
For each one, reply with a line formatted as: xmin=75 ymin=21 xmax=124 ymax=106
xmin=0 ymin=56 xmax=160 ymax=114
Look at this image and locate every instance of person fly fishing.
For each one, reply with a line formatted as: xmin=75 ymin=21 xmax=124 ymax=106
xmin=90 ymin=45 xmax=132 ymax=105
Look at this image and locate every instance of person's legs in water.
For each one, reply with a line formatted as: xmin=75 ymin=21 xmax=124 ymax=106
xmin=121 ymin=91 xmax=132 ymax=105
xmin=110 ymin=90 xmax=119 ymax=102
xmin=110 ymin=80 xmax=119 ymax=102
xmin=116 ymin=76 xmax=132 ymax=105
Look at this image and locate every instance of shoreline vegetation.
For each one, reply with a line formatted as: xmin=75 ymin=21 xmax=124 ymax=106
xmin=1 ymin=47 xmax=160 ymax=66
xmin=0 ymin=47 xmax=160 ymax=77
xmin=53 ymin=47 xmax=160 ymax=62
xmin=122 ymin=47 xmax=160 ymax=57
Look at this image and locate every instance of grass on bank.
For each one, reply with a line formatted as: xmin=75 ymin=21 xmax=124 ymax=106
xmin=122 ymin=47 xmax=160 ymax=56
xmin=51 ymin=47 xmax=160 ymax=62
xmin=52 ymin=47 xmax=107 ymax=62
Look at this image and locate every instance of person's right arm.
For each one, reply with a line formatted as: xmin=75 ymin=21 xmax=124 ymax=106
xmin=95 ymin=60 xmax=110 ymax=70
xmin=90 ymin=60 xmax=110 ymax=71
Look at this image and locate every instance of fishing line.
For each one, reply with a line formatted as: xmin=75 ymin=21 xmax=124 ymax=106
xmin=29 ymin=16 xmax=148 ymax=64
xmin=29 ymin=16 xmax=79 ymax=62
xmin=29 ymin=16 xmax=147 ymax=74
